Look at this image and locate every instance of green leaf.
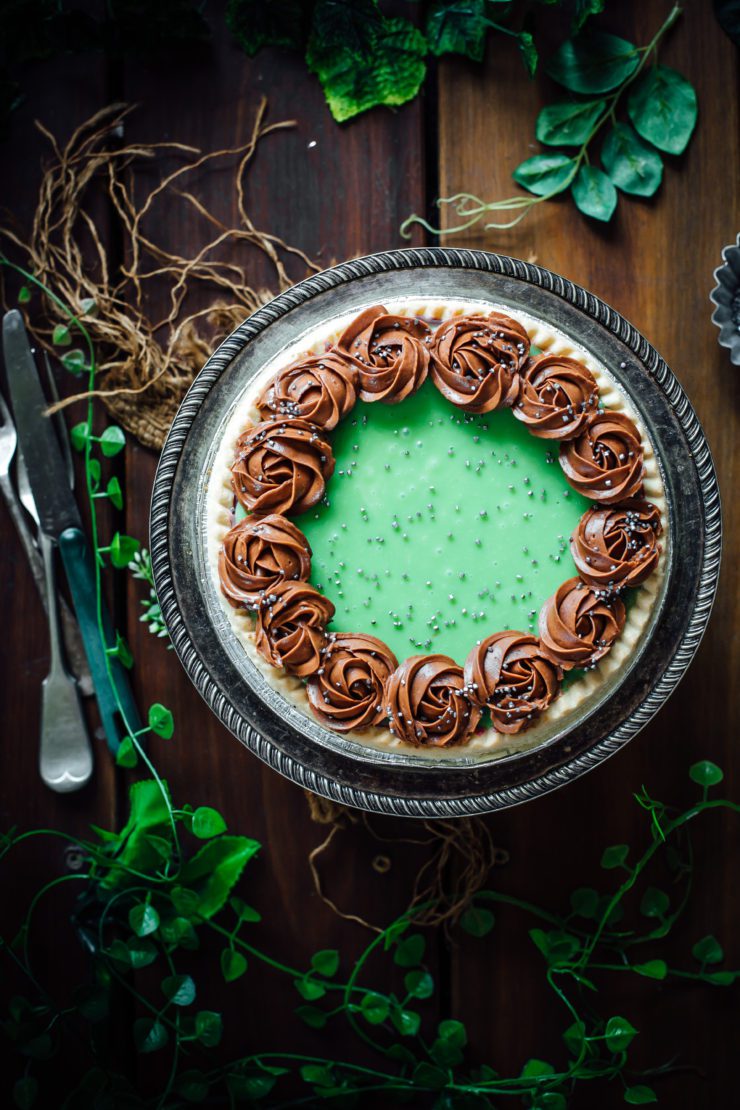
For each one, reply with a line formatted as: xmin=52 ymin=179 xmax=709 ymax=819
xmin=17 ymin=285 xmax=32 ymax=305
xmin=360 ymin=991 xmax=390 ymax=1025
xmin=430 ymin=1036 xmax=464 ymax=1067
xmin=134 ymin=1017 xmax=168 ymax=1054
xmin=13 ymin=1077 xmax=38 ymax=1109
xmin=605 ymin=1015 xmax=638 ymax=1052
xmin=536 ymin=99 xmax=606 ymax=146
xmin=426 ymin=0 xmax=488 ymax=63
xmin=546 ymin=31 xmax=639 ymax=94
xmin=539 ymin=1095 xmax=567 ymax=1110
xmin=226 ymin=0 xmax=309 ymax=56
xmin=571 ymin=164 xmax=617 ymax=221
xmin=294 ymin=976 xmax=326 ymax=1001
xmin=529 ymin=928 xmax=580 ymax=966
xmin=220 ymin=948 xmax=248 ymax=982
xmin=624 ymin=1086 xmax=657 ymax=1105
xmin=115 ymin=735 xmax=138 ymax=769
xmin=195 ymin=1010 xmax=223 ymax=1047
xmin=600 ymin=843 xmax=629 ymax=869
xmin=160 ymin=916 xmax=199 ymax=950
xmin=393 ymin=932 xmax=426 ymax=967
xmin=640 ymin=886 xmax=670 ymax=918
xmin=52 ymin=323 xmax=71 ymax=347
xmin=633 ymin=958 xmax=667 ymax=980
xmin=295 ymin=1005 xmax=327 ymax=1029
xmin=391 ymin=1007 xmax=421 ymax=1037
xmin=602 ymin=122 xmax=663 ymax=197
xmin=572 ymin=0 xmax=605 ymax=33
xmin=300 ymin=1064 xmax=334 ymax=1087
xmin=109 ymin=630 xmax=133 ymax=670
xmin=230 ymin=896 xmax=261 ymax=923
xmin=99 ymin=425 xmax=126 ymax=458
xmin=191 ymin=806 xmax=227 ymax=839
xmin=176 ymin=1070 xmax=210 ymax=1103
xmin=178 ymin=835 xmax=260 ymax=918
xmin=689 ymin=760 xmax=723 ymax=787
xmin=72 ymin=984 xmax=110 ymax=1023
xmin=569 ymin=886 xmax=599 ymax=918
xmin=692 ymin=935 xmax=724 ymax=965
xmin=563 ymin=1020 xmax=586 ymax=1055
xmin=706 ymin=970 xmax=735 ymax=985
xmin=412 ymin=1062 xmax=447 ymax=1090
xmin=80 ymin=296 xmax=98 ymax=316
xmin=460 ymin=905 xmax=495 ymax=937
xmin=99 ymin=779 xmax=174 ymax=891
xmin=627 ymin=64 xmax=697 ymax=155
xmin=171 ymin=886 xmax=202 ymax=917
xmin=128 ymin=902 xmax=159 ymax=937
xmin=227 ymin=1072 xmax=278 ymax=1100
xmin=61 ymin=348 xmax=87 ymax=376
xmin=513 ymin=153 xmax=576 ymax=196
xmin=109 ymin=532 xmax=141 ymax=568
xmin=306 ymin=0 xmax=427 ymax=123
xmin=148 ymin=702 xmax=174 ymax=739
xmin=521 ymin=1058 xmax=555 ymax=1078
xmin=162 ymin=974 xmax=196 ymax=1006
xmin=70 ymin=422 xmax=90 ymax=452
xmin=438 ymin=1018 xmax=467 ymax=1047
xmin=105 ymin=476 xmax=123 ymax=510
xmin=404 ymin=969 xmax=434 ymax=999
xmin=88 ymin=458 xmax=101 ymax=488
xmin=127 ymin=937 xmax=158 ymax=969
xmin=517 ymin=30 xmax=538 ymax=77
xmin=311 ymin=948 xmax=340 ymax=977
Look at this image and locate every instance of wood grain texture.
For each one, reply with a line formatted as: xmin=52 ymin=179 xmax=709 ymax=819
xmin=437 ymin=4 xmax=738 ymax=1104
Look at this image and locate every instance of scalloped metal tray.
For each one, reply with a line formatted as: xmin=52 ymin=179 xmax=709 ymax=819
xmin=150 ymin=249 xmax=721 ymax=816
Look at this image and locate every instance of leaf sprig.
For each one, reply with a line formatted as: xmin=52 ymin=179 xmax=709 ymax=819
xmin=401 ymin=4 xmax=698 ymax=236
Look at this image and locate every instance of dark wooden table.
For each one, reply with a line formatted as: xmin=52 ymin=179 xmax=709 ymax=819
xmin=1 ymin=2 xmax=737 ymax=1105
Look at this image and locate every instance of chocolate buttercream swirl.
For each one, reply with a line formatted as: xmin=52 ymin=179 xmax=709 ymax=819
xmin=464 ymin=631 xmax=562 ymax=734
xmin=218 ymin=514 xmax=311 ymax=610
xmin=255 ymin=580 xmax=334 ymax=677
xmin=571 ymin=499 xmax=662 ymax=591
xmin=335 ymin=305 xmax=431 ymax=403
xmin=306 ymin=633 xmax=398 ymax=732
xmin=559 ymin=410 xmax=644 ymax=503
xmin=255 ymin=351 xmax=358 ymax=431
xmin=385 ymin=655 xmax=481 ymax=747
xmin=514 ymin=354 xmax=598 ymax=439
xmin=231 ymin=418 xmax=334 ymax=517
xmin=429 ymin=312 xmax=529 ymax=413
xmin=539 ymin=577 xmax=626 ymax=670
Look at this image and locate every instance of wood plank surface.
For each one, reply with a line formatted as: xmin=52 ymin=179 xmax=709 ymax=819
xmin=0 ymin=1 xmax=737 ymax=1105
xmin=437 ymin=4 xmax=739 ymax=1105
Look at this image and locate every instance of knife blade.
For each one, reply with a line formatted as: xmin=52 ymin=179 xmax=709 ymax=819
xmin=3 ymin=310 xmax=142 ymax=753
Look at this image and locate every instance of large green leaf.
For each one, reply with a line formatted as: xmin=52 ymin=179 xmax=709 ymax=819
xmin=226 ymin=0 xmax=310 ymax=56
xmin=546 ymin=31 xmax=639 ymax=94
xmin=628 ymin=65 xmax=697 ymax=155
xmin=513 ymin=153 xmax=576 ymax=196
xmin=535 ymin=99 xmax=605 ymax=146
xmin=306 ymin=0 xmax=427 ymax=123
xmin=425 ymin=0 xmax=488 ymax=63
xmin=572 ymin=164 xmax=617 ymax=221
xmin=602 ymin=123 xmax=663 ymax=196
xmin=177 ymin=836 xmax=260 ymax=918
xmin=98 ymin=779 xmax=173 ymax=891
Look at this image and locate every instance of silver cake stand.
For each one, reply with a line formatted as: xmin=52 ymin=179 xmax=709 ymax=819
xmin=150 ymin=249 xmax=721 ymax=817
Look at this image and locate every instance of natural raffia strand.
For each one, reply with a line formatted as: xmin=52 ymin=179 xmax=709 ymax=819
xmin=305 ymin=790 xmax=509 ymax=932
xmin=0 ymin=100 xmax=319 ymax=449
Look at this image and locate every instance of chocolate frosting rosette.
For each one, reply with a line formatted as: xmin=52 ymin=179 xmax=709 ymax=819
xmin=464 ymin=631 xmax=562 ymax=734
xmin=307 ymin=633 xmax=397 ymax=732
xmin=218 ymin=513 xmax=311 ymax=609
xmin=255 ymin=580 xmax=335 ymax=677
xmin=231 ymin=418 xmax=334 ymax=517
xmin=514 ymin=353 xmax=598 ymax=439
xmin=335 ymin=304 xmax=431 ymax=403
xmin=559 ymin=410 xmax=644 ymax=503
xmin=429 ymin=311 xmax=529 ymax=414
xmin=539 ymin=577 xmax=626 ymax=670
xmin=571 ymin=500 xmax=662 ymax=590
xmin=385 ymin=655 xmax=481 ymax=747
xmin=256 ymin=351 xmax=357 ymax=431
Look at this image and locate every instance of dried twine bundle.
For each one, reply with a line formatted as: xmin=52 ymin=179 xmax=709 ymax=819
xmin=0 ymin=100 xmax=318 ymax=449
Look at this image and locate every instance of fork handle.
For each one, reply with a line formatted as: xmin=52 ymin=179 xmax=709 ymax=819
xmin=38 ymin=531 xmax=93 ymax=793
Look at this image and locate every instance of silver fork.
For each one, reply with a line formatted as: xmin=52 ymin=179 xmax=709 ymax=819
xmin=0 ymin=388 xmax=92 ymax=697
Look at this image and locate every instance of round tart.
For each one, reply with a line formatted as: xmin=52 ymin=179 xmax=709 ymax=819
xmin=206 ymin=297 xmax=667 ymax=761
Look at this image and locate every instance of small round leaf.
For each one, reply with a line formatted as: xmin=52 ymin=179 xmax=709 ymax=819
xmin=633 ymin=959 xmax=667 ymax=980
xmin=176 ymin=1070 xmax=209 ymax=1103
xmin=194 ymin=1010 xmax=223 ymax=1047
xmin=689 ymin=760 xmax=723 ymax=787
xmin=162 ymin=974 xmax=196 ymax=1007
xmin=99 ymin=425 xmax=126 ymax=458
xmin=128 ymin=902 xmax=159 ymax=938
xmin=624 ymin=1085 xmax=657 ymax=1104
xmin=393 ymin=932 xmax=426 ymax=968
xmin=106 ymin=476 xmax=123 ymax=510
xmin=460 ymin=905 xmax=495 ymax=937
xmin=692 ymin=935 xmax=723 ymax=965
xmin=13 ymin=1077 xmax=38 ymax=1110
xmin=311 ymin=948 xmax=339 ymax=977
xmin=572 ymin=165 xmax=617 ymax=221
xmin=134 ymin=1017 xmax=168 ymax=1054
xmin=192 ymin=806 xmax=227 ymax=839
xmin=438 ymin=1018 xmax=467 ymax=1047
xmin=605 ymin=1015 xmax=638 ymax=1052
xmin=109 ymin=532 xmax=141 ymax=569
xmin=360 ymin=991 xmax=390 ymax=1025
xmin=600 ymin=843 xmax=629 ymax=869
xmin=570 ymin=887 xmax=599 ymax=919
xmin=294 ymin=977 xmax=326 ymax=1001
xmin=148 ymin=702 xmax=174 ymax=739
xmin=405 ymin=969 xmax=434 ymax=999
xmin=52 ymin=323 xmax=71 ymax=347
xmin=17 ymin=285 xmax=32 ymax=305
xmin=640 ymin=886 xmax=670 ymax=918
xmin=70 ymin=423 xmax=90 ymax=453
xmin=220 ymin=948 xmax=247 ymax=982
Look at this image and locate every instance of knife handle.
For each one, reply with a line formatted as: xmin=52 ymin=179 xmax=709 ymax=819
xmin=58 ymin=526 xmax=142 ymax=754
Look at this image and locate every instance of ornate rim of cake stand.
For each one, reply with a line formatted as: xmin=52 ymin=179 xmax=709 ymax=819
xmin=150 ymin=248 xmax=722 ymax=817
